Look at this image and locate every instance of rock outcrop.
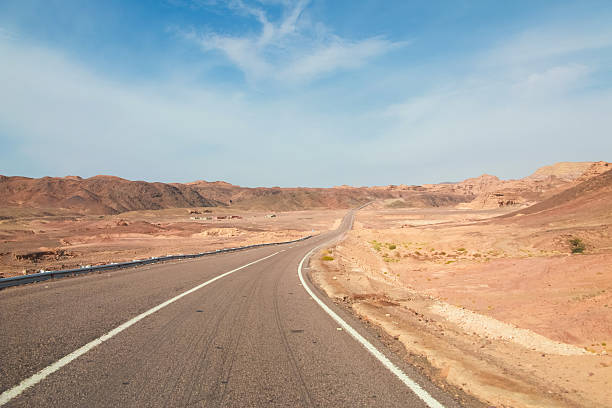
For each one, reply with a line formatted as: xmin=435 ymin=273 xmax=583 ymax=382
xmin=458 ymin=161 xmax=610 ymax=209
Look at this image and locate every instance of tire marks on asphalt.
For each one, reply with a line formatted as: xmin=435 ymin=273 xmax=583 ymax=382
xmin=272 ymin=258 xmax=315 ymax=407
xmin=0 ymin=251 xmax=282 ymax=407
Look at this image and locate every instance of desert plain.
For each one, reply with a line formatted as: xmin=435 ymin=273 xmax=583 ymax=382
xmin=0 ymin=207 xmax=343 ymax=278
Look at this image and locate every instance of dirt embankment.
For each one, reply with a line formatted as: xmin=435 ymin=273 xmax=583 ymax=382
xmin=310 ymin=204 xmax=612 ymax=407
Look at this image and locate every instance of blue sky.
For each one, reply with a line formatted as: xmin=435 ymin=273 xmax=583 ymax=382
xmin=1 ymin=1 xmax=611 ymax=187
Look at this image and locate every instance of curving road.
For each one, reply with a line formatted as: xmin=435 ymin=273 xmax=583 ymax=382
xmin=0 ymin=210 xmax=464 ymax=407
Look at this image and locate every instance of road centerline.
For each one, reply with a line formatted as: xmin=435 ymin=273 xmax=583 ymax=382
xmin=0 ymin=250 xmax=284 ymax=406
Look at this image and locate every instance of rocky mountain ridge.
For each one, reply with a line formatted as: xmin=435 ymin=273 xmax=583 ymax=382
xmin=0 ymin=161 xmax=608 ymax=215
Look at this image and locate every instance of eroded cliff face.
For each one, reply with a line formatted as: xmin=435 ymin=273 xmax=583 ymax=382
xmin=527 ymin=161 xmax=596 ymax=181
xmin=456 ymin=161 xmax=611 ymax=209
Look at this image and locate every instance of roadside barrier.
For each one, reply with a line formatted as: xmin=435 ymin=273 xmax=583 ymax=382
xmin=0 ymin=235 xmax=312 ymax=290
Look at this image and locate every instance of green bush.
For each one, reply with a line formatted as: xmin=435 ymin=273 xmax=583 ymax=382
xmin=569 ymin=238 xmax=585 ymax=254
xmin=321 ymin=255 xmax=334 ymax=261
xmin=388 ymin=244 xmax=397 ymax=250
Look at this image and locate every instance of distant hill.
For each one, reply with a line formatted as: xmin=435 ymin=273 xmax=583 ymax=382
xmin=0 ymin=175 xmax=222 ymax=215
xmin=185 ymin=181 xmax=470 ymax=211
xmin=502 ymin=166 xmax=612 ymax=222
xmin=526 ymin=161 xmax=595 ymax=181
xmin=0 ymin=161 xmax=608 ymax=215
xmin=455 ymin=161 xmax=610 ymax=209
xmin=0 ymin=176 xmax=471 ymax=215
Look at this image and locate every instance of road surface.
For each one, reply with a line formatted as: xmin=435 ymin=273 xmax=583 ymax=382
xmin=0 ymin=210 xmax=466 ymax=407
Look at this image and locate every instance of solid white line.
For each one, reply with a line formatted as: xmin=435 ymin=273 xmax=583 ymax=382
xmin=0 ymin=250 xmax=283 ymax=406
xmin=297 ymin=249 xmax=445 ymax=408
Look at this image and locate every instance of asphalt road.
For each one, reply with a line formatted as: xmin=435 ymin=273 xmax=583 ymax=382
xmin=0 ymin=210 xmax=464 ymax=407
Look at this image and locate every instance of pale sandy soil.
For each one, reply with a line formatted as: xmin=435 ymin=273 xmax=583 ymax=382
xmin=311 ymin=207 xmax=612 ymax=408
xmin=0 ymin=207 xmax=343 ymax=277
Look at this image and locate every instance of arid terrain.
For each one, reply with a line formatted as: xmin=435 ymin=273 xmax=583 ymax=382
xmin=0 ymin=207 xmax=344 ymax=278
xmin=312 ymin=163 xmax=612 ymax=407
xmin=1 ymin=161 xmax=611 ymax=407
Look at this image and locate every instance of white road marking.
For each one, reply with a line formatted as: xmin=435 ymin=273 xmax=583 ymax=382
xmin=298 ymin=248 xmax=445 ymax=408
xmin=0 ymin=250 xmax=283 ymax=406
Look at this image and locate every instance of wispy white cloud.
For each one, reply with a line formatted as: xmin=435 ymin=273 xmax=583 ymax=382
xmin=366 ymin=24 xmax=612 ymax=181
xmin=200 ymin=33 xmax=273 ymax=77
xmin=484 ymin=23 xmax=612 ymax=67
xmin=281 ymin=36 xmax=403 ymax=82
xmin=1 ymin=13 xmax=611 ymax=186
xmin=0 ymin=36 xmax=364 ymax=185
xmin=227 ymin=0 xmax=307 ymax=46
xmin=185 ymin=0 xmax=405 ymax=83
xmin=513 ymin=63 xmax=592 ymax=97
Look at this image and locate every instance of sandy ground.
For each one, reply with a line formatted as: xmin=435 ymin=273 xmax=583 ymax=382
xmin=311 ymin=207 xmax=612 ymax=407
xmin=0 ymin=207 xmax=344 ymax=278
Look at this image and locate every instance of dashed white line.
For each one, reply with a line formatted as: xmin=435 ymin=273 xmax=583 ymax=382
xmin=0 ymin=250 xmax=283 ymax=406
xmin=297 ymin=248 xmax=445 ymax=408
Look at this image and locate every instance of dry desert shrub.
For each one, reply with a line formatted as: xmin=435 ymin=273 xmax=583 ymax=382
xmin=569 ymin=238 xmax=586 ymax=254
